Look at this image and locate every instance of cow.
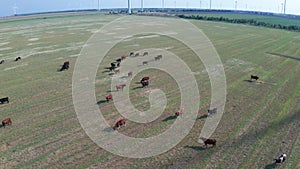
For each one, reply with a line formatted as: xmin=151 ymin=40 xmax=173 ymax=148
xmin=116 ymin=62 xmax=120 ymax=67
xmin=2 ymin=118 xmax=12 ymax=128
xmin=116 ymin=58 xmax=122 ymax=63
xmin=142 ymin=61 xmax=148 ymax=65
xmin=60 ymin=61 xmax=69 ymax=71
xmin=106 ymin=94 xmax=113 ymax=103
xmin=113 ymin=69 xmax=120 ymax=74
xmin=141 ymin=80 xmax=149 ymax=87
xmin=111 ymin=62 xmax=116 ymax=68
xmin=175 ymin=108 xmax=184 ymax=116
xmin=155 ymin=55 xmax=162 ymax=61
xmin=15 ymin=56 xmax=21 ymax=61
xmin=207 ymin=108 xmax=217 ymax=116
xmin=130 ymin=52 xmax=134 ymax=56
xmin=109 ymin=66 xmax=115 ymax=71
xmin=121 ymin=55 xmax=126 ymax=60
xmin=128 ymin=72 xmax=133 ymax=77
xmin=116 ymin=84 xmax=126 ymax=91
xmin=143 ymin=52 xmax=148 ymax=56
xmin=0 ymin=97 xmax=9 ymax=104
xmin=140 ymin=77 xmax=150 ymax=83
xmin=274 ymin=153 xmax=287 ymax=163
xmin=251 ymin=75 xmax=259 ymax=81
xmin=113 ymin=119 xmax=126 ymax=130
xmin=135 ymin=53 xmax=139 ymax=57
xmin=203 ymin=138 xmax=217 ymax=148
xmin=0 ymin=60 xmax=4 ymax=64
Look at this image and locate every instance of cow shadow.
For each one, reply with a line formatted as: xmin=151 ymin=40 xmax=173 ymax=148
xmin=97 ymin=100 xmax=107 ymax=105
xmin=184 ymin=145 xmax=205 ymax=151
xmin=102 ymin=70 xmax=111 ymax=73
xmin=264 ymin=162 xmax=277 ymax=169
xmin=243 ymin=79 xmax=254 ymax=83
xmin=103 ymin=127 xmax=113 ymax=132
xmin=162 ymin=115 xmax=177 ymax=122
xmin=132 ymin=86 xmax=143 ymax=90
xmin=197 ymin=114 xmax=208 ymax=120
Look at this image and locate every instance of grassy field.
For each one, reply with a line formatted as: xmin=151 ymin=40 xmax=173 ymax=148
xmin=0 ymin=13 xmax=300 ymax=169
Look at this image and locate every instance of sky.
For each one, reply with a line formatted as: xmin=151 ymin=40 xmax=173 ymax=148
xmin=1 ymin=0 xmax=300 ymax=17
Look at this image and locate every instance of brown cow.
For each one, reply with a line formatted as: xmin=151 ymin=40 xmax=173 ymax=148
xmin=116 ymin=84 xmax=126 ymax=91
xmin=2 ymin=118 xmax=12 ymax=128
xmin=121 ymin=55 xmax=126 ymax=60
xmin=106 ymin=94 xmax=113 ymax=102
xmin=113 ymin=119 xmax=126 ymax=130
xmin=128 ymin=72 xmax=133 ymax=77
xmin=140 ymin=77 xmax=150 ymax=83
xmin=204 ymin=138 xmax=217 ymax=148
xmin=113 ymin=69 xmax=120 ymax=74
xmin=175 ymin=108 xmax=184 ymax=116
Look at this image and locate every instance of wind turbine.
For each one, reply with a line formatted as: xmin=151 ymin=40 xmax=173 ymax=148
xmin=283 ymin=0 xmax=287 ymax=14
xmin=210 ymin=0 xmax=212 ymax=10
xmin=128 ymin=0 xmax=131 ymax=14
xmin=97 ymin=0 xmax=100 ymax=11
xmin=141 ymin=0 xmax=144 ymax=12
xmin=235 ymin=0 xmax=237 ymax=10
xmin=13 ymin=3 xmax=18 ymax=16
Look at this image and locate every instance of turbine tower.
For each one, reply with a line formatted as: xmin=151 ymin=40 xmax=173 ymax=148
xmin=141 ymin=0 xmax=144 ymax=12
xmin=283 ymin=0 xmax=287 ymax=14
xmin=235 ymin=0 xmax=237 ymax=10
xmin=128 ymin=0 xmax=131 ymax=14
xmin=13 ymin=3 xmax=18 ymax=16
xmin=210 ymin=0 xmax=212 ymax=10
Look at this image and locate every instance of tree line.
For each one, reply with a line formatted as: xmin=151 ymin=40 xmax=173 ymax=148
xmin=176 ymin=14 xmax=300 ymax=32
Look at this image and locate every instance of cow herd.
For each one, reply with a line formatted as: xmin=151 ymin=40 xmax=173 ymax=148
xmin=1 ymin=56 xmax=24 ymax=128
xmin=0 ymin=50 xmax=286 ymax=165
xmin=1 ymin=58 xmax=70 ymax=129
xmin=0 ymin=56 xmax=22 ymax=65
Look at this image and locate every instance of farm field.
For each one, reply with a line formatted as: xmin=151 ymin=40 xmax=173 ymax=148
xmin=0 ymin=13 xmax=300 ymax=169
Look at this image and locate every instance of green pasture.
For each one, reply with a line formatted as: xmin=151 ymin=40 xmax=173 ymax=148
xmin=0 ymin=13 xmax=299 ymax=169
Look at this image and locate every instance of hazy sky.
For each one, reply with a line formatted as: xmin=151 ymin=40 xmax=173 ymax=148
xmin=1 ymin=0 xmax=300 ymax=17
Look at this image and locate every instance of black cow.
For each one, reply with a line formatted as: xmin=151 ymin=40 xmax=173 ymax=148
xmin=60 ymin=61 xmax=70 ymax=71
xmin=15 ymin=57 xmax=21 ymax=61
xmin=141 ymin=80 xmax=149 ymax=87
xmin=116 ymin=58 xmax=122 ymax=63
xmin=251 ymin=75 xmax=259 ymax=81
xmin=0 ymin=60 xmax=4 ymax=64
xmin=208 ymin=108 xmax=217 ymax=116
xmin=0 ymin=97 xmax=9 ymax=104
xmin=274 ymin=153 xmax=287 ymax=163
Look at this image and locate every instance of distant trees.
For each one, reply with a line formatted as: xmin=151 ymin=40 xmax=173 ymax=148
xmin=176 ymin=15 xmax=300 ymax=32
